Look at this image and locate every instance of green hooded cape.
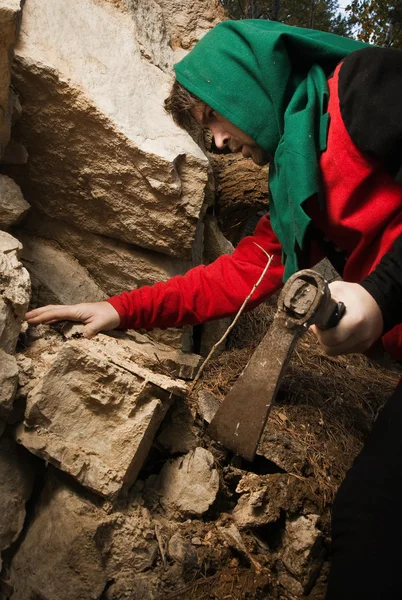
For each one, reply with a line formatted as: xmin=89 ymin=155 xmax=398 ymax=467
xmin=174 ymin=20 xmax=367 ymax=280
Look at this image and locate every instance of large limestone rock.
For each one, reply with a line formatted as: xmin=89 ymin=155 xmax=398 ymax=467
xmin=0 ymin=0 xmax=22 ymax=158
xmin=8 ymin=472 xmax=162 ymax=600
xmin=17 ymin=232 xmax=107 ymax=308
xmin=0 ymin=231 xmax=30 ymax=353
xmin=10 ymin=0 xmax=209 ymax=259
xmin=0 ymin=437 xmax=37 ymax=571
xmin=9 ymin=474 xmax=107 ymax=600
xmin=16 ymin=211 xmax=191 ymax=298
xmin=0 ymin=175 xmax=30 ymax=229
xmin=156 ymin=0 xmax=224 ymax=50
xmin=16 ymin=336 xmax=188 ymax=498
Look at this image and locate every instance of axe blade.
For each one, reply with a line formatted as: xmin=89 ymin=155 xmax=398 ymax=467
xmin=207 ymin=269 xmax=344 ymax=461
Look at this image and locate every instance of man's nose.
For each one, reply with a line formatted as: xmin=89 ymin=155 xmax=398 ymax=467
xmin=210 ymin=125 xmax=229 ymax=150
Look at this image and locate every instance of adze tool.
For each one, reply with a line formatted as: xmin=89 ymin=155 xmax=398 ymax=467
xmin=208 ymin=269 xmax=345 ymax=462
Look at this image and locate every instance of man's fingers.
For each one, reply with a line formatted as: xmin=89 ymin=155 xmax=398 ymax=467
xmin=82 ymin=323 xmax=98 ymax=339
xmin=25 ymin=305 xmax=80 ymax=324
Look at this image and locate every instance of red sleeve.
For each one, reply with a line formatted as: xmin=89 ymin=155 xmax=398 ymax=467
xmin=106 ymin=214 xmax=284 ymax=330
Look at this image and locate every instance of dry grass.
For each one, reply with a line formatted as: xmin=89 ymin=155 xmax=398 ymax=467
xmin=193 ymin=302 xmax=400 ymax=504
xmin=164 ymin=567 xmax=271 ymax=600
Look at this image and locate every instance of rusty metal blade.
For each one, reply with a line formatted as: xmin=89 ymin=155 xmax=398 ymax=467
xmin=207 ymin=317 xmax=303 ymax=462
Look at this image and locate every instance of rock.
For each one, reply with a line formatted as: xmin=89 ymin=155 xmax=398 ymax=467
xmin=156 ymin=399 xmax=198 ymax=453
xmin=8 ymin=473 xmax=107 ymax=600
xmin=167 ymin=531 xmax=198 ymax=569
xmin=198 ymin=215 xmax=233 ymax=355
xmin=0 ymin=175 xmax=30 ymax=229
xmin=199 ymin=316 xmax=232 ymax=358
xmin=276 ymin=514 xmax=324 ymax=596
xmin=65 ymin=327 xmax=201 ymax=380
xmin=8 ymin=470 xmax=165 ymax=600
xmin=0 ymin=0 xmax=22 ymax=158
xmin=0 ymin=230 xmax=30 ymax=353
xmin=16 ymin=215 xmax=197 ymax=350
xmin=203 ymin=214 xmax=234 ymax=265
xmin=10 ymin=0 xmax=209 ymax=259
xmin=18 ymin=211 xmax=193 ymax=298
xmin=217 ymin=523 xmax=247 ymax=554
xmin=0 ymin=437 xmax=37 ymax=569
xmin=233 ymin=473 xmax=311 ymax=529
xmin=0 ymin=349 xmax=18 ymax=419
xmin=257 ymin=427 xmax=307 ymax=473
xmin=15 ymin=337 xmax=187 ymax=498
xmin=197 ymin=390 xmax=220 ymax=423
xmin=17 ymin=232 xmax=107 ymax=307
xmin=0 ymin=139 xmax=28 ymax=165
xmin=153 ymin=447 xmax=219 ymax=516
xmin=157 ymin=0 xmax=224 ymax=50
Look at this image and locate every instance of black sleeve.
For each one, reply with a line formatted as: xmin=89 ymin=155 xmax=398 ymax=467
xmin=339 ymin=46 xmax=402 ymax=184
xmin=360 ymin=236 xmax=402 ymax=334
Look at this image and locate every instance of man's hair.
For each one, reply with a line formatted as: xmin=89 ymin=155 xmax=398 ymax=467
xmin=164 ymin=80 xmax=205 ymax=136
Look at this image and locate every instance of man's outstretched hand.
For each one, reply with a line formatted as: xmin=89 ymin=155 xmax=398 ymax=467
xmin=25 ymin=301 xmax=121 ymax=339
xmin=310 ymin=280 xmax=384 ymax=355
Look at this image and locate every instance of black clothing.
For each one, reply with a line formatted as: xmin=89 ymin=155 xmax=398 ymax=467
xmin=326 ymin=381 xmax=402 ymax=599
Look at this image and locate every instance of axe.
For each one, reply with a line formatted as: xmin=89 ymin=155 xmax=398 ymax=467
xmin=207 ymin=269 xmax=345 ymax=462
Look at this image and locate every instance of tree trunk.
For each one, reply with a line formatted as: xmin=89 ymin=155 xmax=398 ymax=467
xmin=210 ymin=153 xmax=269 ymax=243
xmin=272 ymin=0 xmax=281 ymax=20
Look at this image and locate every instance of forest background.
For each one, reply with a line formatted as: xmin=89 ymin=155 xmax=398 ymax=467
xmin=220 ymin=0 xmax=402 ymax=48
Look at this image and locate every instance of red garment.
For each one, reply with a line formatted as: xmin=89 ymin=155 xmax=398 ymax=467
xmin=108 ymin=61 xmax=402 ymax=358
xmin=311 ymin=63 xmax=402 ymax=359
xmin=107 ymin=214 xmax=284 ymax=330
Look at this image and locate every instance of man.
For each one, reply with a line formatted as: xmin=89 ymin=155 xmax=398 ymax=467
xmin=26 ymin=20 xmax=402 ymax=598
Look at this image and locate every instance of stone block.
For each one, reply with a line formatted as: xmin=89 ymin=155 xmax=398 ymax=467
xmin=0 ymin=0 xmax=22 ymax=158
xmin=0 ymin=437 xmax=36 ymax=568
xmin=0 ymin=175 xmax=30 ymax=229
xmin=0 ymin=231 xmax=30 ymax=353
xmin=9 ymin=473 xmax=107 ymax=600
xmin=15 ymin=337 xmax=187 ymax=498
xmin=16 ymin=232 xmax=107 ymax=307
xmin=0 ymin=348 xmax=18 ymax=418
xmin=156 ymin=0 xmax=224 ymax=50
xmin=9 ymin=0 xmax=208 ymax=259
xmin=9 ymin=470 xmax=163 ymax=600
xmin=276 ymin=514 xmax=324 ymax=596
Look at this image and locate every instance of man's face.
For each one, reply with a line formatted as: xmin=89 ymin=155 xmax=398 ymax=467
xmin=192 ymin=105 xmax=269 ymax=166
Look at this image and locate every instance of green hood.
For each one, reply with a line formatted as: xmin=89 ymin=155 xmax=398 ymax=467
xmin=175 ymin=20 xmax=367 ymax=279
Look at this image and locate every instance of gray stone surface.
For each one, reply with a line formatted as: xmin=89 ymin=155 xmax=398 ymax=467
xmin=156 ymin=0 xmax=224 ymax=50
